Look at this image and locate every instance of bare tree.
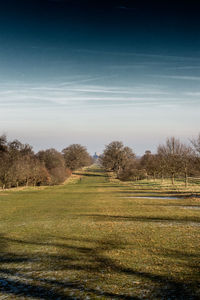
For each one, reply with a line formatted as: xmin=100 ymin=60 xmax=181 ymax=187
xmin=157 ymin=137 xmax=193 ymax=186
xmin=0 ymin=134 xmax=8 ymax=152
xmin=140 ymin=151 xmax=159 ymax=180
xmin=191 ymin=133 xmax=200 ymax=155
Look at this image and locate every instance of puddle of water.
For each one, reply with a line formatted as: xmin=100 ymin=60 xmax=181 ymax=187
xmin=121 ymin=196 xmax=180 ymax=200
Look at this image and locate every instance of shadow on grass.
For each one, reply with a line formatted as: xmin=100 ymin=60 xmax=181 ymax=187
xmin=77 ymin=214 xmax=200 ymax=224
xmin=116 ymin=190 xmax=191 ymax=195
xmin=87 ymin=169 xmax=105 ymax=173
xmin=74 ymin=172 xmax=106 ymax=177
xmin=0 ymin=235 xmax=139 ymax=299
xmin=135 ymin=203 xmax=200 ymax=209
xmin=153 ymin=247 xmax=200 ymax=260
xmin=0 ymin=234 xmax=199 ymax=299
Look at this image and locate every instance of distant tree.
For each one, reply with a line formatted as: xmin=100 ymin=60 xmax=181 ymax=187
xmin=62 ymin=144 xmax=92 ymax=171
xmin=181 ymin=148 xmax=195 ymax=187
xmin=157 ymin=137 xmax=193 ymax=186
xmin=0 ymin=151 xmax=11 ymax=189
xmin=155 ymin=153 xmax=167 ymax=182
xmin=118 ymin=163 xmax=147 ymax=181
xmin=191 ymin=133 xmax=200 ymax=155
xmin=37 ymin=149 xmax=67 ymax=184
xmin=49 ymin=167 xmax=69 ymax=185
xmin=140 ymin=151 xmax=159 ymax=180
xmin=0 ymin=135 xmax=50 ymax=188
xmin=7 ymin=140 xmax=29 ymax=186
xmin=0 ymin=137 xmax=20 ymax=188
xmin=100 ymin=141 xmax=135 ymax=176
xmin=29 ymin=157 xmax=50 ymax=186
xmin=0 ymin=134 xmax=8 ymax=152
xmin=0 ymin=135 xmax=73 ymax=188
xmin=37 ymin=149 xmax=64 ymax=170
xmin=187 ymin=133 xmax=200 ymax=178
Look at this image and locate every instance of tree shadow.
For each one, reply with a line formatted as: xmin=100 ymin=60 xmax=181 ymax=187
xmin=87 ymin=169 xmax=105 ymax=173
xmin=136 ymin=203 xmax=200 ymax=208
xmin=0 ymin=234 xmax=140 ymax=299
xmin=77 ymin=213 xmax=200 ymax=224
xmin=116 ymin=190 xmax=188 ymax=195
xmin=0 ymin=234 xmax=199 ymax=299
xmin=75 ymin=172 xmax=105 ymax=177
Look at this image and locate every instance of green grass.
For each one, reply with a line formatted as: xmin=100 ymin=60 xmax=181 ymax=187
xmin=0 ymin=166 xmax=200 ymax=299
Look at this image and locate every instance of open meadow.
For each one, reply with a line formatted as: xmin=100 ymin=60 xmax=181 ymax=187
xmin=0 ymin=166 xmax=200 ymax=299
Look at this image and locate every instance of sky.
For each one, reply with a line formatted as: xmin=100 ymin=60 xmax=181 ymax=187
xmin=0 ymin=0 xmax=200 ymax=155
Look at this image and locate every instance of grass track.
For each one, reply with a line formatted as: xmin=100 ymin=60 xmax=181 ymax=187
xmin=0 ymin=166 xmax=200 ymax=299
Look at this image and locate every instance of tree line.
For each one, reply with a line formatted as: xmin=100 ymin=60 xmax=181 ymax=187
xmin=0 ymin=135 xmax=92 ymax=189
xmin=1 ymin=134 xmax=200 ymax=189
xmin=100 ymin=135 xmax=200 ymax=187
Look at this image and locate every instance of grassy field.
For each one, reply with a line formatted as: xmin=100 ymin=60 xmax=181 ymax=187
xmin=0 ymin=166 xmax=200 ymax=299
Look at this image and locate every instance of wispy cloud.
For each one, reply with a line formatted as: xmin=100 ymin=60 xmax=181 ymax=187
xmin=152 ymin=75 xmax=200 ymax=81
xmin=0 ymin=76 xmax=198 ymax=111
xmin=57 ymin=75 xmax=115 ymax=86
xmin=185 ymin=92 xmax=200 ymax=96
xmin=107 ymin=62 xmax=169 ymax=69
xmin=76 ymin=49 xmax=198 ymax=61
xmin=30 ymin=85 xmax=168 ymax=95
xmin=166 ymin=65 xmax=200 ymax=70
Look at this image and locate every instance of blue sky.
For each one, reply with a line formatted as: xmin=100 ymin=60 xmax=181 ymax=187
xmin=0 ymin=1 xmax=200 ymax=154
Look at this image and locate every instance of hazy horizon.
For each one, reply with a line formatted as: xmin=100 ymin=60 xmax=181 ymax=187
xmin=1 ymin=1 xmax=200 ymax=155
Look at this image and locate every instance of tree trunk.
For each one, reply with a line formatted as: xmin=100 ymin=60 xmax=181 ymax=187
xmin=185 ymin=172 xmax=188 ymax=188
xmin=161 ymin=173 xmax=164 ymax=183
xmin=171 ymin=173 xmax=175 ymax=185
